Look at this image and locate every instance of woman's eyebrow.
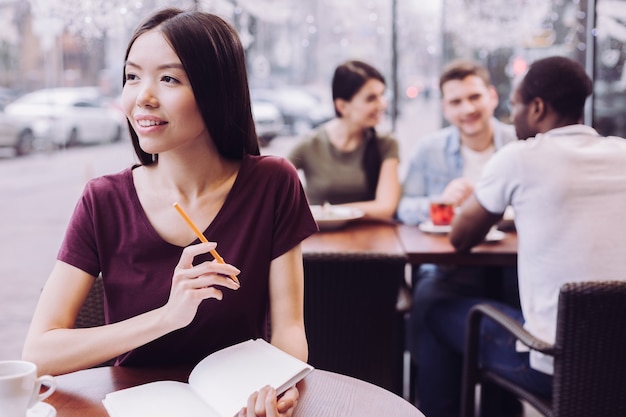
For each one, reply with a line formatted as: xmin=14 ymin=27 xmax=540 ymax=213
xmin=124 ymin=60 xmax=184 ymax=71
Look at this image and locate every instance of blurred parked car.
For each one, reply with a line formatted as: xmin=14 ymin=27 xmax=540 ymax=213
xmin=251 ymin=87 xmax=334 ymax=136
xmin=251 ymin=100 xmax=284 ymax=146
xmin=5 ymin=87 xmax=125 ymax=148
xmin=0 ymin=103 xmax=36 ymax=156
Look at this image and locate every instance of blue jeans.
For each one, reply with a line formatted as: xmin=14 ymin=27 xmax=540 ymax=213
xmin=416 ymin=296 xmax=553 ymax=417
xmin=408 ymin=264 xmax=519 ymax=355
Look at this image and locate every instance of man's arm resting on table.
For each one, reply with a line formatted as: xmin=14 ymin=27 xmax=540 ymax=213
xmin=449 ymin=195 xmax=503 ymax=252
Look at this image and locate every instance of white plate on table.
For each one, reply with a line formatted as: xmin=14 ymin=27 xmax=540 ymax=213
xmin=28 ymin=403 xmax=56 ymax=417
xmin=418 ymin=222 xmax=506 ymax=242
xmin=484 ymin=228 xmax=506 ymax=242
xmin=418 ymin=221 xmax=451 ymax=234
xmin=310 ymin=205 xmax=364 ymax=231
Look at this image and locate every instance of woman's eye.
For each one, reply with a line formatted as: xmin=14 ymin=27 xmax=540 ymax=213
xmin=125 ymin=73 xmax=138 ymax=81
xmin=162 ymin=75 xmax=178 ymax=84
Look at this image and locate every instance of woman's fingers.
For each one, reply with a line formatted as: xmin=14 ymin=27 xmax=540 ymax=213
xmin=240 ymin=386 xmax=297 ymax=417
xmin=265 ymin=387 xmax=280 ymax=417
xmin=165 ymin=242 xmax=241 ymax=329
xmin=277 ymin=386 xmax=298 ymax=414
xmin=175 ymin=263 xmax=240 ymax=290
xmin=177 ymin=242 xmax=240 ymax=276
xmin=174 ymin=242 xmax=240 ymax=291
xmin=177 ymin=242 xmax=217 ymax=269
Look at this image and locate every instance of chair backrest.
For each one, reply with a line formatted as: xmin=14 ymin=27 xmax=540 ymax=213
xmin=552 ymin=280 xmax=626 ymax=417
xmin=74 ymin=275 xmax=115 ymax=366
xmin=74 ymin=275 xmax=106 ymax=329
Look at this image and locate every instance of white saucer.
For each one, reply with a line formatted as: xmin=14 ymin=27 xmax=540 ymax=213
xmin=418 ymin=221 xmax=452 ymax=234
xmin=28 ymin=402 xmax=56 ymax=417
xmin=484 ymin=229 xmax=506 ymax=242
xmin=418 ymin=222 xmax=506 ymax=242
xmin=310 ymin=205 xmax=365 ymax=230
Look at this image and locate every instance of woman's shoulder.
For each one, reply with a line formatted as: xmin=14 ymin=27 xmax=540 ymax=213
xmin=243 ymin=154 xmax=297 ymax=177
xmin=287 ymin=126 xmax=329 ymax=165
xmin=295 ymin=126 xmax=328 ymax=148
xmin=235 ymin=155 xmax=304 ymax=203
xmin=83 ymin=166 xmax=134 ymax=198
xmin=375 ymin=130 xmax=398 ymax=145
xmin=374 ymin=130 xmax=399 ymax=157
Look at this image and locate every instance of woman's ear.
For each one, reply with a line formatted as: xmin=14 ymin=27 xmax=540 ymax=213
xmin=334 ymin=98 xmax=347 ymax=117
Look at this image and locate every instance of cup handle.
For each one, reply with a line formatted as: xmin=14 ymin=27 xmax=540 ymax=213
xmin=30 ymin=374 xmax=56 ymax=406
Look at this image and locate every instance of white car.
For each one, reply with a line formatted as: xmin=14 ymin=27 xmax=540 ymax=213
xmin=251 ymin=87 xmax=334 ymax=136
xmin=0 ymin=91 xmax=38 ymax=156
xmin=5 ymin=87 xmax=125 ymax=148
xmin=0 ymin=107 xmax=35 ymax=156
xmin=251 ymin=99 xmax=284 ymax=146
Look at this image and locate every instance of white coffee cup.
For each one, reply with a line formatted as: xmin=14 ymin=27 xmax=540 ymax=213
xmin=0 ymin=360 xmax=56 ymax=417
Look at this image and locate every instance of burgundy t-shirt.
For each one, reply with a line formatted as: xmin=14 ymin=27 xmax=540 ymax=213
xmin=58 ymin=154 xmax=318 ymax=366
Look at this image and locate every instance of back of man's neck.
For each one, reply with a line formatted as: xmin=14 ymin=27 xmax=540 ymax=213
xmin=539 ymin=116 xmax=582 ymax=134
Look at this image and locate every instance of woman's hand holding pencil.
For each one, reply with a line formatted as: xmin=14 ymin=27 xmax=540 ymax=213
xmin=173 ymin=202 xmax=240 ymax=285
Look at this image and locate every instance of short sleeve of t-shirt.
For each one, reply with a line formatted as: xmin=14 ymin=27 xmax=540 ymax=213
xmin=58 ymin=174 xmax=126 ymax=277
xmin=475 ymin=141 xmax=522 ymax=215
xmin=377 ymin=133 xmax=400 ymax=161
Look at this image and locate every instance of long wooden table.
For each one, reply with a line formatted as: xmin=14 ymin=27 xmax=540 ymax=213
xmin=302 ymin=220 xmax=406 ymax=259
xmin=46 ymin=367 xmax=424 ymax=417
xmin=395 ymin=223 xmax=517 ymax=266
xmin=302 ymin=220 xmax=518 ymax=266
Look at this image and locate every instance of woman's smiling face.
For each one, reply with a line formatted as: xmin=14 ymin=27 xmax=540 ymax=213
xmin=122 ymin=29 xmax=209 ymax=156
xmin=336 ymin=78 xmax=387 ymax=128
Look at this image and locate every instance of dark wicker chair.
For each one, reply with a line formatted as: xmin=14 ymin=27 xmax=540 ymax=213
xmin=74 ymin=275 xmax=116 ymax=366
xmin=74 ymin=275 xmax=106 ymax=329
xmin=303 ymin=252 xmax=407 ymax=397
xmin=461 ymin=280 xmax=626 ymax=417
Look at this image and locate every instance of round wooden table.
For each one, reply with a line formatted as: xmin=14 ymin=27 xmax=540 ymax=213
xmin=45 ymin=366 xmax=423 ymax=417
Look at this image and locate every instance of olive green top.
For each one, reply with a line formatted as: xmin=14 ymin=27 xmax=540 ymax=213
xmin=288 ymin=127 xmax=399 ymax=205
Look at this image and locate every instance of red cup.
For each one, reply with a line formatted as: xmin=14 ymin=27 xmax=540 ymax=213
xmin=429 ymin=199 xmax=455 ymax=226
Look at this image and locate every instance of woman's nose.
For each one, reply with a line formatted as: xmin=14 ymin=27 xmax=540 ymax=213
xmin=378 ymin=96 xmax=388 ymax=110
xmin=136 ymin=86 xmax=158 ymax=108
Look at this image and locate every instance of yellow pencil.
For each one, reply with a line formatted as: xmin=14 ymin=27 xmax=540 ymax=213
xmin=173 ymin=202 xmax=240 ymax=285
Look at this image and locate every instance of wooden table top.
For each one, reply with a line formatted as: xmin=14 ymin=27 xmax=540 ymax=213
xmin=45 ymin=367 xmax=423 ymax=417
xmin=395 ymin=224 xmax=518 ymax=266
xmin=302 ymin=220 xmax=406 ymax=260
xmin=301 ymin=220 xmax=517 ymax=266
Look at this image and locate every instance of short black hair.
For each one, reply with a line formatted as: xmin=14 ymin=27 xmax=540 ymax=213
xmin=519 ymin=56 xmax=592 ymax=121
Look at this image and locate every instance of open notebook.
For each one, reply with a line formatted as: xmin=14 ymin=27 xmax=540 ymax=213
xmin=102 ymin=339 xmax=313 ymax=417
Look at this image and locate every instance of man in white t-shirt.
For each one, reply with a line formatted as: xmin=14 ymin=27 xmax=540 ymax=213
xmin=427 ymin=56 xmax=626 ymax=417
